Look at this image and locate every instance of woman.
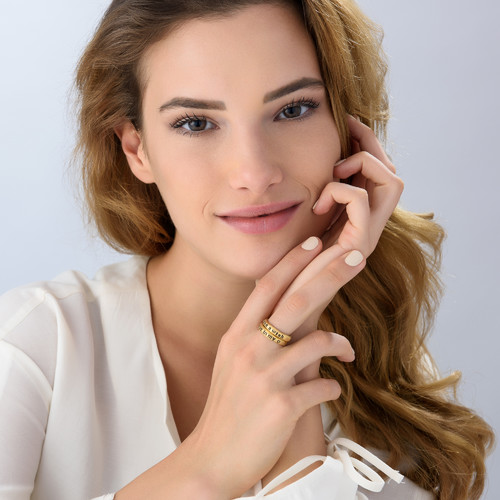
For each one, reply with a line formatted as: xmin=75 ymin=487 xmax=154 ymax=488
xmin=0 ymin=0 xmax=493 ymax=499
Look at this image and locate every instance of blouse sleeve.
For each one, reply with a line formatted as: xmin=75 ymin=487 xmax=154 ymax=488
xmin=239 ymin=438 xmax=408 ymax=500
xmin=0 ymin=340 xmax=52 ymax=500
xmin=242 ymin=455 xmax=359 ymax=499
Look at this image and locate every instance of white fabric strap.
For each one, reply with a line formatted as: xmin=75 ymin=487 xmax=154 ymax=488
xmin=254 ymin=437 xmax=404 ymax=496
xmin=254 ymin=455 xmax=327 ymax=497
xmin=328 ymin=437 xmax=404 ymax=492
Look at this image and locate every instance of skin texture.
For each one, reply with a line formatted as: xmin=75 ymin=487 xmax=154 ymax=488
xmin=115 ymin=4 xmax=403 ymax=499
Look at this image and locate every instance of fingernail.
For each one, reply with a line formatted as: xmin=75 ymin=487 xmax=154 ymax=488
xmin=312 ymin=200 xmax=319 ymax=211
xmin=301 ymin=236 xmax=319 ymax=250
xmin=334 ymin=158 xmax=347 ymax=167
xmin=352 ymin=348 xmax=356 ymax=359
xmin=344 ymin=250 xmax=364 ymax=267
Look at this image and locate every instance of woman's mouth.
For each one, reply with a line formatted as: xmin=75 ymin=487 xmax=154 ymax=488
xmin=217 ymin=201 xmax=301 ymax=234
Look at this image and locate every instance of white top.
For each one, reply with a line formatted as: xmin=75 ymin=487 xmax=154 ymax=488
xmin=0 ymin=257 xmax=433 ymax=500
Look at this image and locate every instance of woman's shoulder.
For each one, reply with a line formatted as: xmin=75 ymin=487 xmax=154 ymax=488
xmin=0 ymin=256 xmax=148 ymax=323
xmin=0 ymin=256 xmax=150 ymax=384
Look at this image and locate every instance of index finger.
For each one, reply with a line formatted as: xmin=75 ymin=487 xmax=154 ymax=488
xmin=347 ymin=115 xmax=396 ymax=173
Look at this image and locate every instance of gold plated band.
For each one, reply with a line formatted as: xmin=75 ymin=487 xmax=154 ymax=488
xmin=258 ymin=322 xmax=290 ymax=346
xmin=262 ymin=319 xmax=291 ymax=342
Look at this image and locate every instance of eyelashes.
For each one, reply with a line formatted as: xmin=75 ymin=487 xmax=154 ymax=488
xmin=170 ymin=113 xmax=216 ymax=135
xmin=275 ymin=97 xmax=319 ymax=121
xmin=169 ymin=96 xmax=321 ymax=137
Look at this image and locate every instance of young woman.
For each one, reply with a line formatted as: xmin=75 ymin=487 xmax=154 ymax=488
xmin=0 ymin=1 xmax=493 ymax=499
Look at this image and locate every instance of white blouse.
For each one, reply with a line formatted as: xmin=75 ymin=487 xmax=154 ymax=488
xmin=0 ymin=257 xmax=433 ymax=500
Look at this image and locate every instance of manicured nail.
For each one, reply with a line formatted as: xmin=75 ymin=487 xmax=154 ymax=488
xmin=344 ymin=250 xmax=363 ymax=267
xmin=334 ymin=158 xmax=347 ymax=167
xmin=301 ymin=236 xmax=319 ymax=250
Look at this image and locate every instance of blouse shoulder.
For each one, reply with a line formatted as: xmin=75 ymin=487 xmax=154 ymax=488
xmin=0 ymin=256 xmax=149 ymax=385
xmin=0 ymin=256 xmax=148 ymax=329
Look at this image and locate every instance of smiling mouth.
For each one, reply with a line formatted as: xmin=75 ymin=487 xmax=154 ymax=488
xmin=218 ymin=202 xmax=301 ymax=234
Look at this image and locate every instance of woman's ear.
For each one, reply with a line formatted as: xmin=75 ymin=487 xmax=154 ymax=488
xmin=114 ymin=121 xmax=155 ymax=184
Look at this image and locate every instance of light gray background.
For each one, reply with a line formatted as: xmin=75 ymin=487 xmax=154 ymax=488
xmin=1 ymin=0 xmax=498 ymax=497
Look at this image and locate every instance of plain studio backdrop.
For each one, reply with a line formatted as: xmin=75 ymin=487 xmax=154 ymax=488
xmin=1 ymin=0 xmax=498 ymax=497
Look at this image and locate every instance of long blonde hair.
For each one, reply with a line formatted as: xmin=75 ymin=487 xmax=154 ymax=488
xmin=74 ymin=0 xmax=494 ymax=498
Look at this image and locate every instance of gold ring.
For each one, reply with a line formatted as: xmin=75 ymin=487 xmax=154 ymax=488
xmin=262 ymin=319 xmax=291 ymax=342
xmin=258 ymin=322 xmax=289 ymax=346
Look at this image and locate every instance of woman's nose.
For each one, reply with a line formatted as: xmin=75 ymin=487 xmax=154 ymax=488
xmin=226 ymin=129 xmax=283 ymax=195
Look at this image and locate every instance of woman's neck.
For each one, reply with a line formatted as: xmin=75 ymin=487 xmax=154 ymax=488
xmin=146 ymin=237 xmax=256 ymax=355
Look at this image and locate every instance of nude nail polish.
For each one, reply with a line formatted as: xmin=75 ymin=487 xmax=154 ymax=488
xmin=345 ymin=250 xmax=363 ymax=267
xmin=301 ymin=236 xmax=319 ymax=250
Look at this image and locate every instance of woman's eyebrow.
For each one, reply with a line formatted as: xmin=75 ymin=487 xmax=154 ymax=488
xmin=158 ymin=77 xmax=324 ymax=113
xmin=263 ymin=77 xmax=324 ymax=103
xmin=159 ymin=97 xmax=226 ymax=112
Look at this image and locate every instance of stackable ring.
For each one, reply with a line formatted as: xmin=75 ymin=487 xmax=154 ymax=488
xmin=258 ymin=319 xmax=290 ymax=346
xmin=262 ymin=319 xmax=291 ymax=342
xmin=258 ymin=324 xmax=288 ymax=345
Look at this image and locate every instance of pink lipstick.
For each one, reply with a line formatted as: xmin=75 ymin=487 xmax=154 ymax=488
xmin=217 ymin=201 xmax=301 ymax=234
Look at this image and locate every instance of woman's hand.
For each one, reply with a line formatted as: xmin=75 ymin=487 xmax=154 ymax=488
xmin=318 ymin=115 xmax=402 ymax=255
xmin=278 ymin=115 xmax=404 ymax=354
xmin=186 ymin=237 xmax=363 ymax=498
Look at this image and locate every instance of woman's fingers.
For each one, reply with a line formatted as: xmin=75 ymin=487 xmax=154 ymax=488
xmin=313 ymin=147 xmax=403 ymax=257
xmin=347 ymin=115 xmax=396 ymax=173
xmin=230 ymin=236 xmax=322 ymax=335
xmin=313 ymin=182 xmax=370 ymax=253
xmin=268 ymin=248 xmax=365 ymax=335
xmin=288 ymin=377 xmax=343 ymax=416
xmin=275 ymin=331 xmax=354 ymax=379
xmin=335 ymin=153 xmax=403 ymax=219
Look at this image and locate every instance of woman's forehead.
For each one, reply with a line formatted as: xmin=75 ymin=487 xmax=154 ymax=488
xmin=140 ymin=4 xmax=321 ymax=103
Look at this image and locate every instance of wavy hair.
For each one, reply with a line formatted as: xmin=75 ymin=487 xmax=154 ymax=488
xmin=74 ymin=0 xmax=494 ymax=498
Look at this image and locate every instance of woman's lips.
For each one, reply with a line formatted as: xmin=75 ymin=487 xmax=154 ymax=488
xmin=217 ymin=202 xmax=301 ymax=234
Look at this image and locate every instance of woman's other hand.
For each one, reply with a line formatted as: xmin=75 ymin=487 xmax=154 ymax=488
xmin=317 ymin=115 xmax=403 ymax=255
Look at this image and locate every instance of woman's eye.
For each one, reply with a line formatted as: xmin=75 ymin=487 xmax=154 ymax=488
xmin=276 ymin=100 xmax=319 ymax=121
xmin=282 ymin=104 xmax=304 ymax=119
xmin=171 ymin=114 xmax=216 ymax=135
xmin=184 ymin=118 xmax=209 ymax=132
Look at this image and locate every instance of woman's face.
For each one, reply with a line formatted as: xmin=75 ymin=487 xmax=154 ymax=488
xmin=131 ymin=3 xmax=341 ymax=280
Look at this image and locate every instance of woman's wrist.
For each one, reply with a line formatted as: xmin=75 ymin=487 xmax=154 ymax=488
xmin=114 ymin=440 xmax=228 ymax=500
xmin=261 ymin=405 xmax=327 ymax=491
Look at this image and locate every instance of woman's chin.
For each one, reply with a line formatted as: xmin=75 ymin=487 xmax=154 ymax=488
xmin=214 ymin=239 xmax=303 ymax=283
